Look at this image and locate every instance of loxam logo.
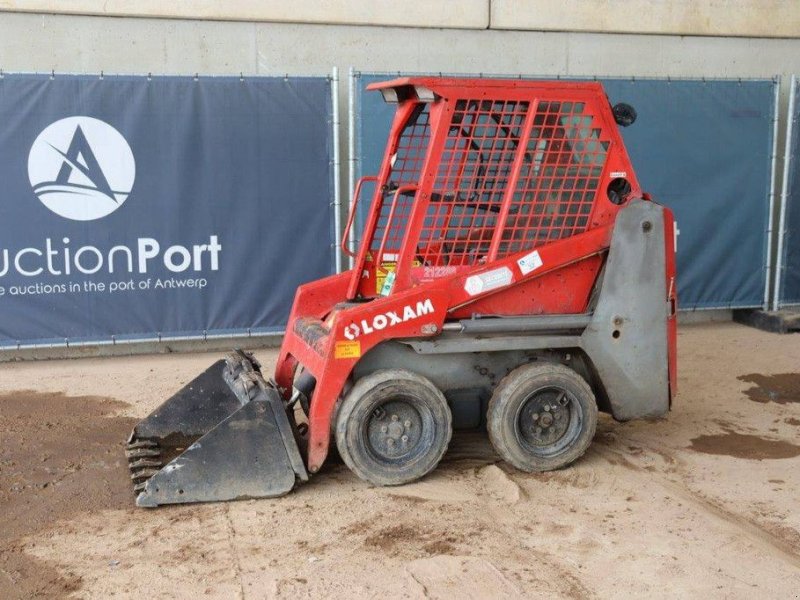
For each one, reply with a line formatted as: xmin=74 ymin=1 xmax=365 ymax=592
xmin=27 ymin=116 xmax=135 ymax=221
xmin=343 ymin=298 xmax=435 ymax=340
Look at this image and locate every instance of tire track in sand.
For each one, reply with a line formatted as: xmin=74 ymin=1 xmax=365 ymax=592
xmin=593 ymin=444 xmax=800 ymax=570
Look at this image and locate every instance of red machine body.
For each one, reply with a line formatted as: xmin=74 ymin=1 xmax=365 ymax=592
xmin=274 ymin=78 xmax=677 ymax=474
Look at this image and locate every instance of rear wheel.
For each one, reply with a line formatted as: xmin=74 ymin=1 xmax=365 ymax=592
xmin=335 ymin=369 xmax=452 ymax=486
xmin=487 ymin=362 xmax=597 ymax=472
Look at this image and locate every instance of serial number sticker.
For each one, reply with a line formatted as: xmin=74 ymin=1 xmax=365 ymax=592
xmin=334 ymin=340 xmax=361 ymax=359
xmin=464 ymin=266 xmax=513 ymax=296
xmin=422 ymin=265 xmax=458 ymax=279
xmin=517 ymin=250 xmax=543 ymax=275
xmin=610 ymin=171 xmax=627 ymax=178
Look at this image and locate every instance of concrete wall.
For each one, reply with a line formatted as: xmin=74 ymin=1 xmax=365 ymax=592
xmin=1 ymin=1 xmax=799 ymax=38
xmin=1 ymin=11 xmax=799 ymax=80
xmin=0 ymin=0 xmax=490 ymax=29
xmin=491 ymin=0 xmax=800 ymax=38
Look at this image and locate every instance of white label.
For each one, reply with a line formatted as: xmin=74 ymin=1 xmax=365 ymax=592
xmin=464 ymin=267 xmax=513 ymax=296
xmin=674 ymin=221 xmax=680 ymax=254
xmin=610 ymin=171 xmax=627 ymax=179
xmin=342 ymin=298 xmax=435 ymax=340
xmin=517 ymin=250 xmax=543 ymax=275
xmin=380 ymin=271 xmax=395 ymax=296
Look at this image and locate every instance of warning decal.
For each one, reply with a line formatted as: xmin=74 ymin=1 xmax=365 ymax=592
xmin=334 ymin=340 xmax=362 ymax=359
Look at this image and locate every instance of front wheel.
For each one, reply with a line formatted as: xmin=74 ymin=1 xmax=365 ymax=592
xmin=335 ymin=369 xmax=452 ymax=486
xmin=487 ymin=362 xmax=597 ymax=472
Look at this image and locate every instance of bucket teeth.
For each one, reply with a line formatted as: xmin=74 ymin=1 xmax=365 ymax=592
xmin=129 ymin=458 xmax=162 ymax=469
xmin=126 ymin=439 xmax=158 ymax=450
xmin=126 ymin=437 xmax=163 ymax=495
xmin=130 ymin=467 xmax=161 ymax=481
xmin=125 ymin=447 xmax=160 ymax=459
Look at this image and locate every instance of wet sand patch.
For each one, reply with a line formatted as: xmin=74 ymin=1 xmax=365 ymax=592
xmin=0 ymin=391 xmax=136 ymax=599
xmin=738 ymin=373 xmax=800 ymax=405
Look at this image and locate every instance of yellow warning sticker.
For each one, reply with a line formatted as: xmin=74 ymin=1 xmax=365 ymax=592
xmin=376 ymin=260 xmax=421 ymax=295
xmin=335 ymin=340 xmax=361 ymax=359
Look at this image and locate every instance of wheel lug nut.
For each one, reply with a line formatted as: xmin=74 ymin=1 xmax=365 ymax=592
xmin=532 ymin=413 xmax=539 ymax=421
xmin=387 ymin=438 xmax=395 ymax=446
xmin=543 ymin=404 xmax=550 ymax=411
xmin=401 ymin=435 xmax=409 ymax=443
xmin=404 ymin=420 xmax=411 ymax=428
xmin=380 ymin=425 xmax=388 ymax=433
xmin=391 ymin=415 xmax=399 ymax=422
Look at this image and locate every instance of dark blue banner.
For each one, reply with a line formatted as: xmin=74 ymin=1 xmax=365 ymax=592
xmin=353 ymin=73 xmax=776 ymax=310
xmin=0 ymin=74 xmax=334 ymax=346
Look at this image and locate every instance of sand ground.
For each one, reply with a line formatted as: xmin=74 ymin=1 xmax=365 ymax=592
xmin=1 ymin=321 xmax=799 ymax=599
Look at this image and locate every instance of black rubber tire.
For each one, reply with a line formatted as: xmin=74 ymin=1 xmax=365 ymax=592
xmin=335 ymin=369 xmax=452 ymax=486
xmin=487 ymin=362 xmax=598 ymax=473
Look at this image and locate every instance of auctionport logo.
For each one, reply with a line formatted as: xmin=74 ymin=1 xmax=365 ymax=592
xmin=27 ymin=116 xmax=135 ymax=221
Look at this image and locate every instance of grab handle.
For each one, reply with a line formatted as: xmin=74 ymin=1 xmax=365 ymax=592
xmin=341 ymin=176 xmax=378 ymax=258
xmin=376 ymin=184 xmax=418 ymax=274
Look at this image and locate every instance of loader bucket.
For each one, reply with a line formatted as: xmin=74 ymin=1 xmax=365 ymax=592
xmin=126 ymin=350 xmax=308 ymax=507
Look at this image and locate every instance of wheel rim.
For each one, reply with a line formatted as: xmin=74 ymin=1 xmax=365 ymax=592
xmin=514 ymin=386 xmax=583 ymax=457
xmin=362 ymin=397 xmax=429 ymax=464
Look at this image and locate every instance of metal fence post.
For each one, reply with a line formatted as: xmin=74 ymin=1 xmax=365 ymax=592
xmin=764 ymin=76 xmax=781 ymax=310
xmin=773 ymin=74 xmax=797 ymax=310
xmin=348 ymin=67 xmax=357 ymax=269
xmin=331 ymin=66 xmax=342 ymax=273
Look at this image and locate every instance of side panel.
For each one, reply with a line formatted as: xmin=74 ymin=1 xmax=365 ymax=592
xmin=448 ymin=255 xmax=603 ymax=318
xmin=580 ymin=199 xmax=670 ymax=420
xmin=663 ymin=206 xmax=678 ymax=400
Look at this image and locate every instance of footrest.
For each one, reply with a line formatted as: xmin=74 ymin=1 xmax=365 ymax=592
xmin=293 ymin=317 xmax=330 ymax=354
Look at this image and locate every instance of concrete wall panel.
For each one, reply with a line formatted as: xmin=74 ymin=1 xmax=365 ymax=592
xmin=0 ymin=0 xmax=490 ymax=30
xmin=491 ymin=0 xmax=800 ymax=39
xmin=0 ymin=13 xmax=258 ymax=73
xmin=253 ymin=24 xmax=569 ymax=77
xmin=1 ymin=13 xmax=799 ymax=80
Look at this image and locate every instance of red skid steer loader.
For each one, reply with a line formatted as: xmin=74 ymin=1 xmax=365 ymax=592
xmin=126 ymin=77 xmax=677 ymax=506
